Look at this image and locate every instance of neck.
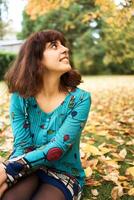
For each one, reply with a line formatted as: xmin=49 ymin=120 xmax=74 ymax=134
xmin=38 ymin=72 xmax=65 ymax=98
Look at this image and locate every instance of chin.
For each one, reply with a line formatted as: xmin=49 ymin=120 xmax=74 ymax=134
xmin=60 ymin=62 xmax=71 ymax=68
xmin=59 ymin=66 xmax=71 ymax=75
xmin=64 ymin=65 xmax=72 ymax=71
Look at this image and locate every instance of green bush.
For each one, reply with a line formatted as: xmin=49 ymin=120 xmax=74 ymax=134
xmin=0 ymin=51 xmax=16 ymax=81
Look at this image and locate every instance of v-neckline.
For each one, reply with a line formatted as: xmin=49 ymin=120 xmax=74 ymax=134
xmin=32 ymin=90 xmax=73 ymax=116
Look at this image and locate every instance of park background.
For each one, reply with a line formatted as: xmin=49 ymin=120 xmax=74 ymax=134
xmin=0 ymin=0 xmax=134 ymax=199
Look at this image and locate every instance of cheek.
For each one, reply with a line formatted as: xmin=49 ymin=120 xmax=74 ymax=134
xmin=43 ymin=52 xmax=58 ymax=68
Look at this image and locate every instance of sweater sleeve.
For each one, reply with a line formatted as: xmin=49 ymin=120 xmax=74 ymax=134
xmin=9 ymin=93 xmax=34 ymax=159
xmin=23 ymin=91 xmax=92 ymax=168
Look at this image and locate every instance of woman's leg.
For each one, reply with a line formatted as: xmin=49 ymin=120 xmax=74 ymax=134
xmin=32 ymin=183 xmax=66 ymax=200
xmin=2 ymin=173 xmax=40 ymax=200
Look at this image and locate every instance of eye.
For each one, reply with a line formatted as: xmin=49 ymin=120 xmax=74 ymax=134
xmin=51 ymin=43 xmax=58 ymax=49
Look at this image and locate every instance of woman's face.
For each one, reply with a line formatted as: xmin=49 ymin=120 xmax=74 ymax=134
xmin=42 ymin=40 xmax=71 ymax=74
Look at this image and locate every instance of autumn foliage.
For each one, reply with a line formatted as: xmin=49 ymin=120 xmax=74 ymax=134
xmin=25 ymin=0 xmax=73 ymax=20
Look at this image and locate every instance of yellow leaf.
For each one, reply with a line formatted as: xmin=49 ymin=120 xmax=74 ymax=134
xmin=128 ymin=188 xmax=134 ymax=196
xmin=80 ymin=149 xmax=86 ymax=158
xmin=103 ymin=171 xmax=119 ymax=184
xmin=99 ymin=157 xmax=120 ymax=169
xmin=118 ymin=176 xmax=128 ymax=181
xmin=119 ymin=148 xmax=127 ymax=159
xmin=84 ymin=166 xmax=92 ymax=178
xmin=121 ymin=181 xmax=130 ymax=188
xmin=83 ymin=144 xmax=102 ymax=155
xmin=99 ymin=147 xmax=112 ymax=154
xmin=97 ymin=130 xmax=109 ymax=136
xmin=111 ymin=186 xmax=124 ymax=200
xmin=111 ymin=153 xmax=125 ymax=161
xmin=126 ymin=167 xmax=134 ymax=177
xmin=111 ymin=187 xmax=119 ymax=200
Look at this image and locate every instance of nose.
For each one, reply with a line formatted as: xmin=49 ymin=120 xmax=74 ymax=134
xmin=61 ymin=44 xmax=69 ymax=54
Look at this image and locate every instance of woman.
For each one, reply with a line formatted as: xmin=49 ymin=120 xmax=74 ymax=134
xmin=0 ymin=29 xmax=91 ymax=200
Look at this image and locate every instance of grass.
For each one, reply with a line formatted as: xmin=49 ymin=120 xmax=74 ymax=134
xmin=0 ymin=76 xmax=134 ymax=199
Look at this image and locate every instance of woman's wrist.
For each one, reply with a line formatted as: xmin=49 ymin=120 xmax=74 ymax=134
xmin=2 ymin=155 xmax=32 ymax=188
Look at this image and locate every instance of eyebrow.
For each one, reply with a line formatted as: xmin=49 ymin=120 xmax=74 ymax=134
xmin=47 ymin=40 xmax=58 ymax=48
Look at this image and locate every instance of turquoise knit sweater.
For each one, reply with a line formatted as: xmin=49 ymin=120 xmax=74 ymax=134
xmin=9 ymin=87 xmax=91 ymax=188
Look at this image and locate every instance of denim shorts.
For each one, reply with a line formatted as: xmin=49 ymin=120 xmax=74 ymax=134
xmin=36 ymin=167 xmax=83 ymax=200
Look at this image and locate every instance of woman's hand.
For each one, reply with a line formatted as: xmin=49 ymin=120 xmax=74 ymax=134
xmin=0 ymin=163 xmax=8 ymax=198
xmin=0 ymin=163 xmax=7 ymax=185
xmin=0 ymin=182 xmax=8 ymax=198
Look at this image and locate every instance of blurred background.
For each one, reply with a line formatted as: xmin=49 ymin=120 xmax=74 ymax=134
xmin=0 ymin=1 xmax=134 ymax=199
xmin=0 ymin=0 xmax=134 ymax=77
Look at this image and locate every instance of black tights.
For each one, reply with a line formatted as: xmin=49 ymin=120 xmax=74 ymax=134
xmin=1 ymin=173 xmax=66 ymax=200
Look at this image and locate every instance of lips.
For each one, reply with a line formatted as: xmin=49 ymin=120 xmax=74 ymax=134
xmin=59 ymin=56 xmax=69 ymax=62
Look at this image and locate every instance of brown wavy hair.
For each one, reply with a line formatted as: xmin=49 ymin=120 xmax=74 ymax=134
xmin=4 ymin=29 xmax=83 ymax=98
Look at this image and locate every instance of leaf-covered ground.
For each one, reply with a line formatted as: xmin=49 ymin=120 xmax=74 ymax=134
xmin=0 ymin=75 xmax=134 ymax=200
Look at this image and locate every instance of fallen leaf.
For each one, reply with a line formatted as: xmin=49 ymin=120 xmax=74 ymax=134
xmin=82 ymin=144 xmax=102 ymax=155
xmin=103 ymin=171 xmax=119 ymax=184
xmin=126 ymin=167 xmax=134 ymax=178
xmin=86 ymin=179 xmax=102 ymax=186
xmin=111 ymin=185 xmax=123 ymax=200
xmin=84 ymin=166 xmax=93 ymax=177
xmin=119 ymin=148 xmax=127 ymax=159
xmin=128 ymin=188 xmax=134 ymax=196
xmin=91 ymin=189 xmax=99 ymax=196
xmin=118 ymin=176 xmax=128 ymax=181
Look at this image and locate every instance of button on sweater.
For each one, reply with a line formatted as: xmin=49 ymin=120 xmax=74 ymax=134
xmin=9 ymin=87 xmax=92 ymax=188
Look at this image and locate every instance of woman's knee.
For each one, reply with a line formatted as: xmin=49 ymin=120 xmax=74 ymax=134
xmin=2 ymin=190 xmax=15 ymax=200
xmin=32 ymin=183 xmax=66 ymax=200
xmin=2 ymin=173 xmax=40 ymax=200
